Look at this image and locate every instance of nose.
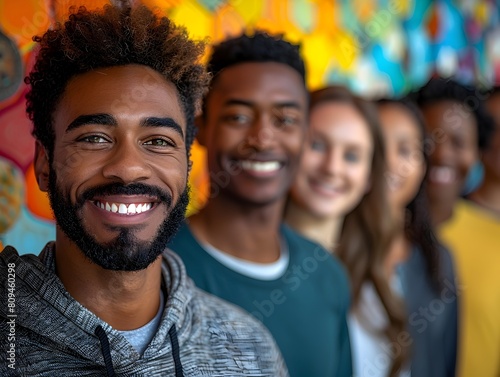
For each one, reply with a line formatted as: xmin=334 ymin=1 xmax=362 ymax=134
xmin=430 ymin=138 xmax=455 ymax=166
xmin=101 ymin=140 xmax=152 ymax=184
xmin=244 ymin=114 xmax=277 ymax=151
xmin=322 ymin=148 xmax=343 ymax=176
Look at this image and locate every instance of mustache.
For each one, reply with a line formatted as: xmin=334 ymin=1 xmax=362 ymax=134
xmin=77 ymin=182 xmax=172 ymax=208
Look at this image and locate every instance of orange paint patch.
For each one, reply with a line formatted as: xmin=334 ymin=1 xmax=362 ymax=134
xmin=0 ymin=0 xmax=50 ymax=43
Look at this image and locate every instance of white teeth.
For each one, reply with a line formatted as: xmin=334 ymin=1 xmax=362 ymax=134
xmin=318 ymin=182 xmax=335 ymax=191
xmin=240 ymin=160 xmax=280 ymax=172
xmin=313 ymin=181 xmax=341 ymax=195
xmin=95 ymin=201 xmax=153 ymax=215
xmin=430 ymin=167 xmax=456 ymax=184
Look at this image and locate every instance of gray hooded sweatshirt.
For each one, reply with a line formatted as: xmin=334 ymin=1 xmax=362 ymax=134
xmin=0 ymin=243 xmax=287 ymax=376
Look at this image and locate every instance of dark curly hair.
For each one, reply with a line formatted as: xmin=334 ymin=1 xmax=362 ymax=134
xmin=412 ymin=77 xmax=495 ymax=151
xmin=208 ymin=30 xmax=305 ymax=82
xmin=202 ymin=30 xmax=306 ymax=117
xmin=25 ymin=4 xmax=210 ymax=161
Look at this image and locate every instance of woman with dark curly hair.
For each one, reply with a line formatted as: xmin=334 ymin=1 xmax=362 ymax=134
xmin=413 ymin=77 xmax=495 ymax=226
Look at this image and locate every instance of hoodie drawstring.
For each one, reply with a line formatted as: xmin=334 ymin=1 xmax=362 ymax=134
xmin=95 ymin=324 xmax=183 ymax=376
xmin=95 ymin=325 xmax=116 ymax=377
xmin=168 ymin=324 xmax=184 ymax=377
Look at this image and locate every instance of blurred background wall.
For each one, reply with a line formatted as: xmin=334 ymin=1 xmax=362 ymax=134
xmin=1 ymin=0 xmax=499 ymax=253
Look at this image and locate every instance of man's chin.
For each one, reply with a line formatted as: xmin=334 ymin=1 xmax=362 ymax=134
xmin=78 ymin=236 xmax=158 ymax=271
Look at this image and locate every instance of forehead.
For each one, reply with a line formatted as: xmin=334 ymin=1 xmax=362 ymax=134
xmin=379 ymin=104 xmax=421 ymax=139
xmin=53 ymin=65 xmax=185 ymax=133
xmin=207 ymin=62 xmax=307 ymax=109
xmin=421 ymin=99 xmax=477 ymax=134
xmin=487 ymin=93 xmax=500 ymax=123
xmin=310 ymin=102 xmax=373 ymax=148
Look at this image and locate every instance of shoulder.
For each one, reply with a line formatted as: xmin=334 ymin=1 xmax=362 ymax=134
xmin=191 ymin=286 xmax=273 ymax=339
xmin=0 ymin=246 xmax=42 ymax=271
xmin=0 ymin=245 xmax=21 ymax=263
xmin=442 ymin=199 xmax=480 ymax=230
xmin=281 ymin=225 xmax=351 ymax=306
xmin=282 ymin=224 xmax=350 ymax=282
xmin=188 ymin=286 xmax=288 ymax=373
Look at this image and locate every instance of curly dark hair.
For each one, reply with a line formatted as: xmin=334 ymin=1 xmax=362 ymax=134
xmin=202 ymin=31 xmax=306 ymax=117
xmin=25 ymin=4 xmax=209 ymax=160
xmin=207 ymin=30 xmax=305 ymax=82
xmin=412 ymin=77 xmax=495 ymax=151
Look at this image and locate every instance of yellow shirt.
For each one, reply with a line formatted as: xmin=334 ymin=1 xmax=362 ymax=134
xmin=440 ymin=199 xmax=500 ymax=377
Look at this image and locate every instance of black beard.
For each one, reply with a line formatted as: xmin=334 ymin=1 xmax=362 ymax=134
xmin=47 ymin=167 xmax=189 ymax=271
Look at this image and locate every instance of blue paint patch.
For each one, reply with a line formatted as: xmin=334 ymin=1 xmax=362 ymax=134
xmin=372 ymin=44 xmax=407 ymax=95
xmin=290 ymin=0 xmax=315 ymax=33
xmin=2 ymin=205 xmax=55 ymax=255
xmin=197 ymin=0 xmax=224 ymax=13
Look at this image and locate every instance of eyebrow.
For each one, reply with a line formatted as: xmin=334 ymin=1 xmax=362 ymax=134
xmin=140 ymin=117 xmax=184 ymax=139
xmin=65 ymin=114 xmax=184 ymax=138
xmin=225 ymin=99 xmax=303 ymax=110
xmin=66 ymin=114 xmax=117 ymax=132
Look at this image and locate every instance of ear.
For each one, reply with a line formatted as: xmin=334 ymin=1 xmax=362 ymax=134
xmin=34 ymin=141 xmax=50 ymax=192
xmin=195 ymin=114 xmax=207 ymax=147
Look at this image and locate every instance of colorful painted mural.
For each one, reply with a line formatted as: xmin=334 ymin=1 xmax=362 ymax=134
xmin=1 ymin=0 xmax=500 ymax=253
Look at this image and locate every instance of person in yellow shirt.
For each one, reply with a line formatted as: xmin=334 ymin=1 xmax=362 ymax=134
xmin=440 ymin=86 xmax=500 ymax=377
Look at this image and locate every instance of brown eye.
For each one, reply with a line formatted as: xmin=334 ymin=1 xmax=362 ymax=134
xmin=224 ymin=114 xmax=251 ymax=126
xmin=143 ymin=138 xmax=175 ymax=147
xmin=79 ymin=135 xmax=108 ymax=143
xmin=310 ymin=139 xmax=326 ymax=152
xmin=344 ymin=151 xmax=359 ymax=162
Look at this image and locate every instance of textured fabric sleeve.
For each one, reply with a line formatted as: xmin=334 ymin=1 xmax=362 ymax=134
xmin=273 ymin=347 xmax=289 ymax=377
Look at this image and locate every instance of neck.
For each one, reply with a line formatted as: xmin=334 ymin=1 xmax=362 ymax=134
xmin=427 ymin=194 xmax=455 ymax=227
xmin=469 ymin=179 xmax=500 ymax=214
xmin=54 ymin=230 xmax=163 ymax=331
xmin=188 ymin=194 xmax=285 ymax=263
xmin=384 ymin=214 xmax=410 ymax=279
xmin=284 ymin=200 xmax=342 ymax=252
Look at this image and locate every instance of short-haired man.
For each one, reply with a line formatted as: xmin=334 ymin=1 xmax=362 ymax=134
xmin=0 ymin=5 xmax=287 ymax=376
xmin=169 ymin=32 xmax=353 ymax=377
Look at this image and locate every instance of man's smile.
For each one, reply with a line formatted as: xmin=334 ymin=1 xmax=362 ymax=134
xmin=93 ymin=200 xmax=155 ymax=215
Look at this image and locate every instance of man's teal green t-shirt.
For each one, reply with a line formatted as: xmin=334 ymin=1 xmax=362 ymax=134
xmin=169 ymin=221 xmax=353 ymax=377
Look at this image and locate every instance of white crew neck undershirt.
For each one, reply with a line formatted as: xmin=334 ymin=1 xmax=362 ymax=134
xmin=118 ymin=290 xmax=165 ymax=355
xmin=201 ymin=237 xmax=289 ymax=281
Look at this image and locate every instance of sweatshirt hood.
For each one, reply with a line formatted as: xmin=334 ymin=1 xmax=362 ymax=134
xmin=0 ymin=243 xmax=195 ymax=373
